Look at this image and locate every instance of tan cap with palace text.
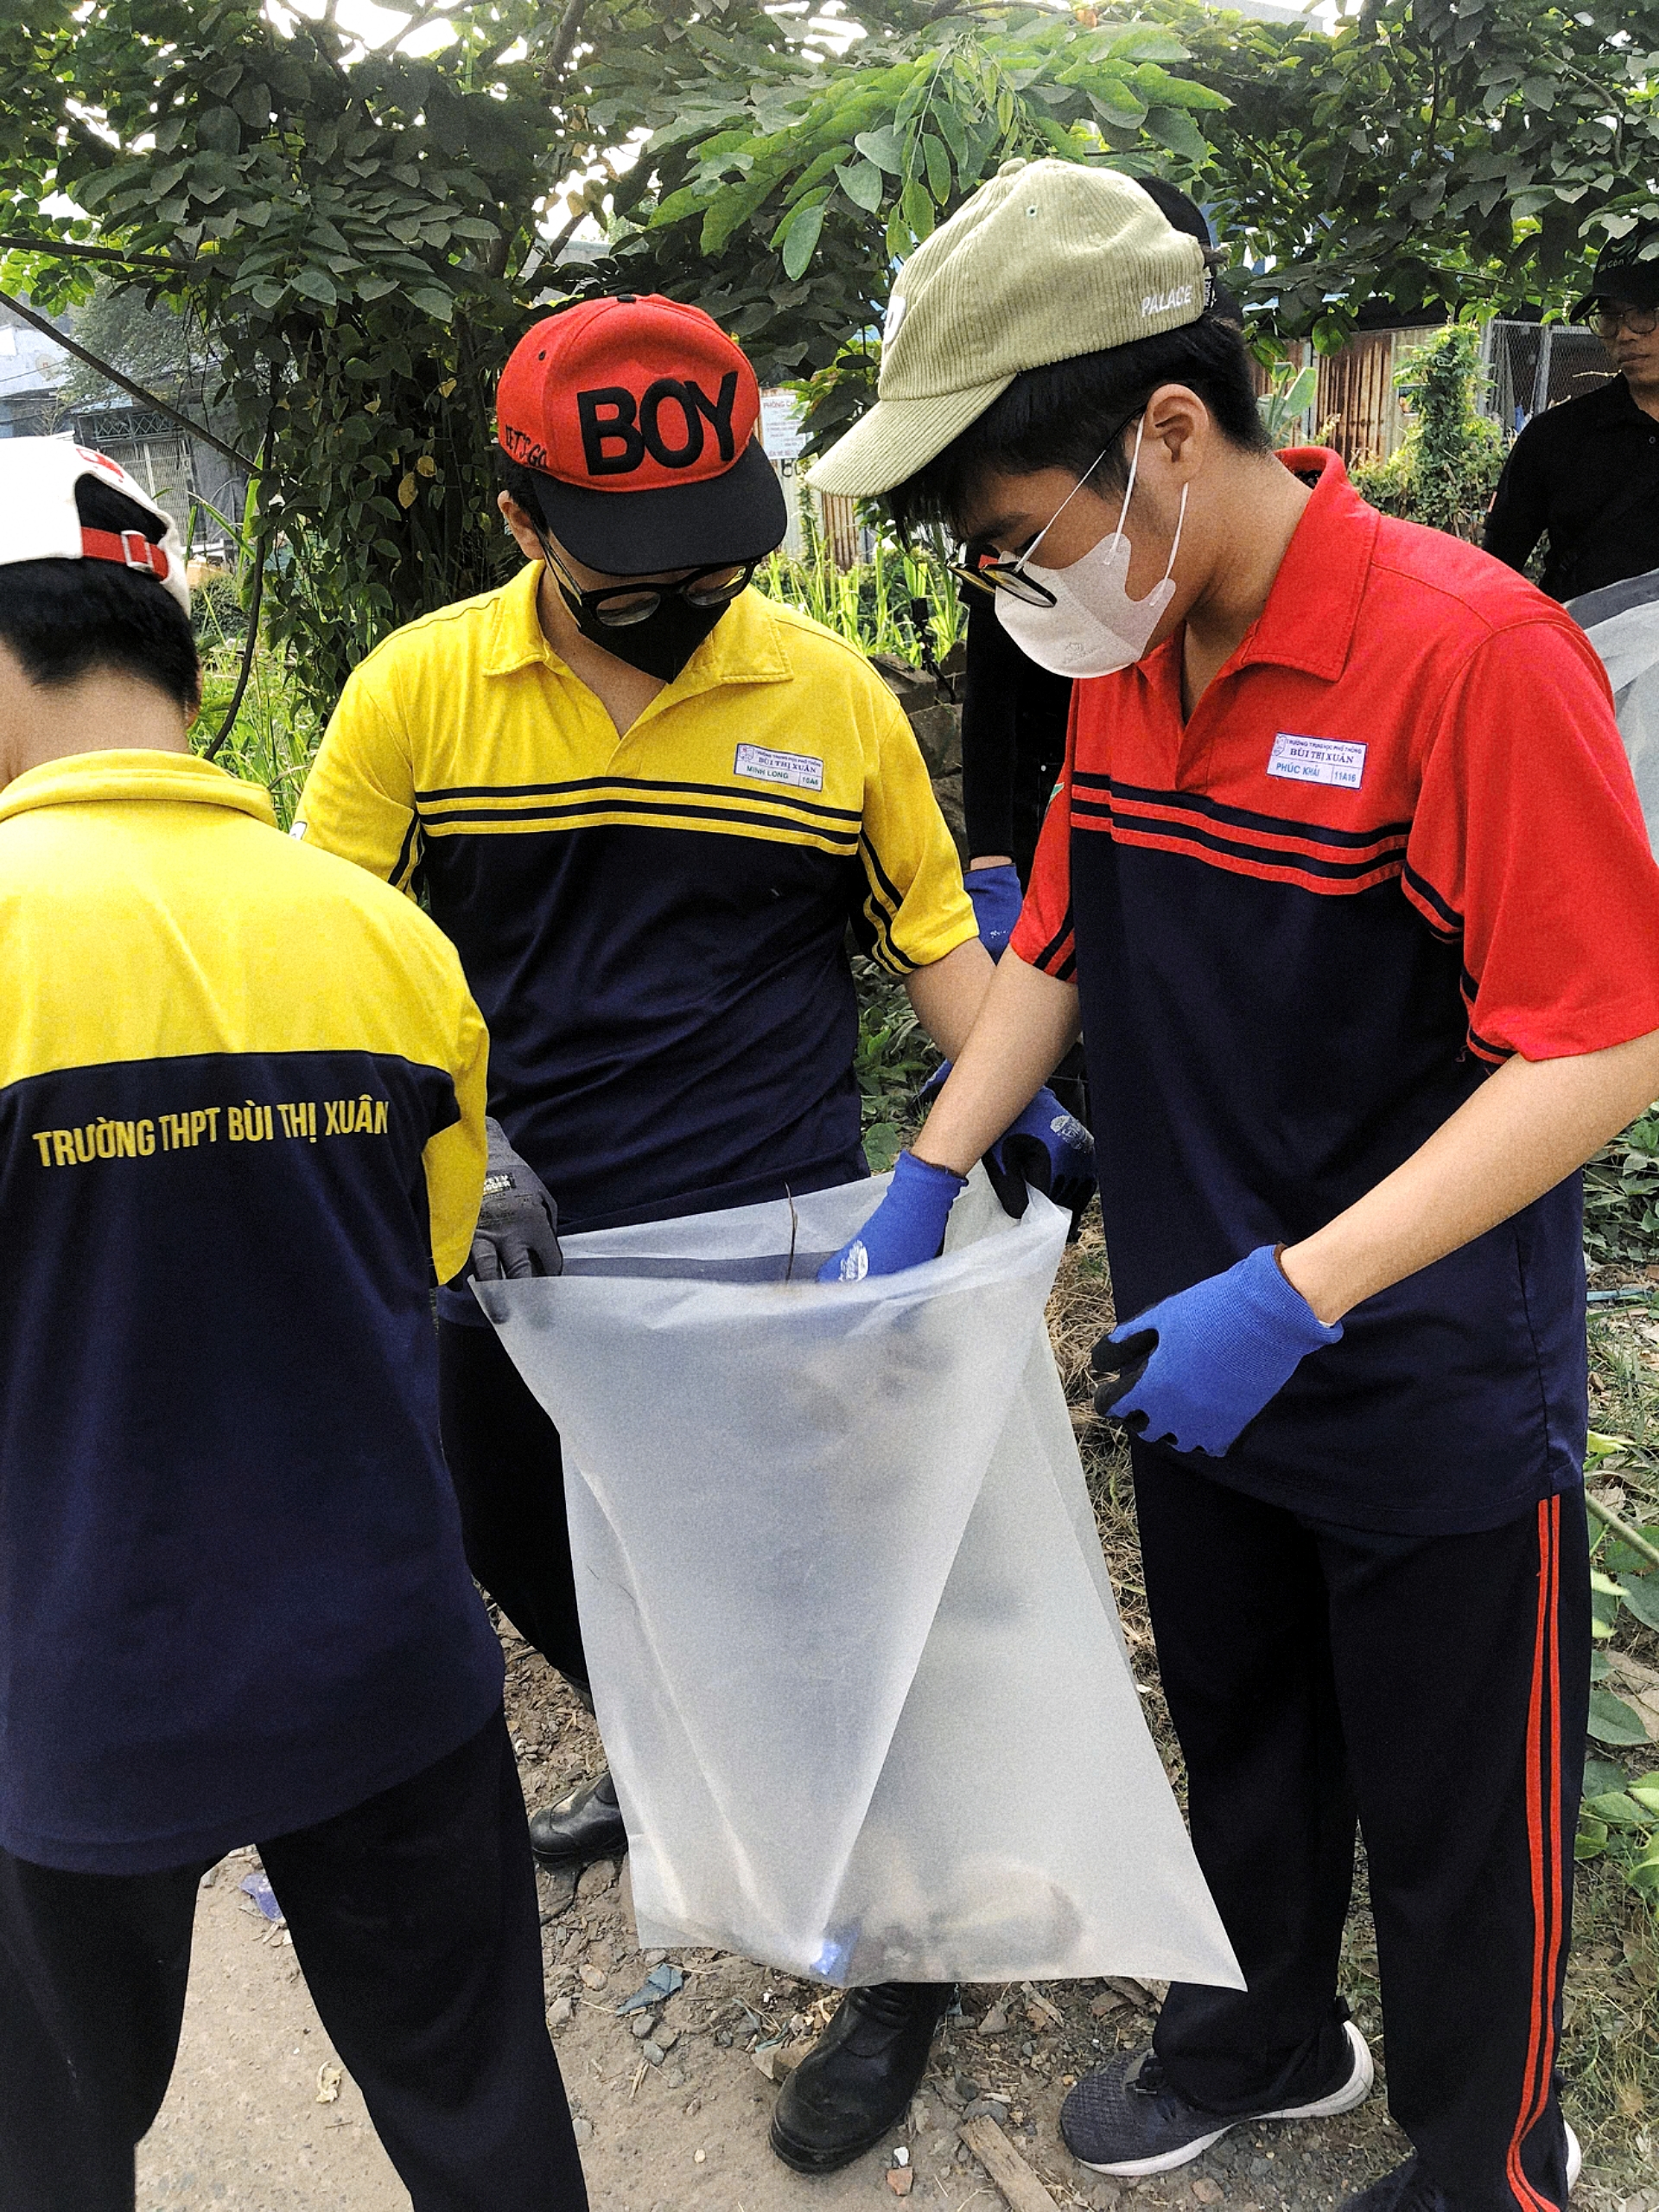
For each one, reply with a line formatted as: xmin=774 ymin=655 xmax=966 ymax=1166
xmin=809 ymin=158 xmax=1207 ymax=499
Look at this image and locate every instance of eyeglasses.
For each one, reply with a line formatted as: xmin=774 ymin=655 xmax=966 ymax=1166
xmin=542 ymin=546 xmax=757 ymax=626
xmin=1591 ymin=304 xmax=1659 ymax=340
xmin=946 ymin=407 xmax=1145 ymax=608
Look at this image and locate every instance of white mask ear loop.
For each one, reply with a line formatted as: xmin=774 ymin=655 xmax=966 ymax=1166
xmin=1162 ymin=481 xmax=1189 ymax=582
xmin=1108 ymin=415 xmax=1148 ymax=556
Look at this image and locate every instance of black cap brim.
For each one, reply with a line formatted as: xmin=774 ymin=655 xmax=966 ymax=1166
xmin=519 ymin=439 xmax=789 ymax=575
xmin=1573 ymin=266 xmax=1659 ymax=321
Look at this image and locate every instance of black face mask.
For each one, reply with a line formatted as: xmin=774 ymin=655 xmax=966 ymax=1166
xmin=543 ymin=550 xmax=754 ymax=683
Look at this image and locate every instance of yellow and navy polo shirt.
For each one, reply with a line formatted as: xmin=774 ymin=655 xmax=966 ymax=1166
xmin=0 ymin=751 xmax=501 ymax=1873
xmin=296 ymin=566 xmax=975 ymax=1258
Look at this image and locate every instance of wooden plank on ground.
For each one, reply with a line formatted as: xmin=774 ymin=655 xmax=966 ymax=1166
xmin=957 ymin=2113 xmax=1059 ymax=2212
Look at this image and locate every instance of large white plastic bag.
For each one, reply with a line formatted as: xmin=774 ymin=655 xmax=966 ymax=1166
xmin=475 ymin=1170 xmax=1241 ymax=1993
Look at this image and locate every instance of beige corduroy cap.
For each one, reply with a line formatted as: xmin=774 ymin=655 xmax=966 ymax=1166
xmin=808 ymin=158 xmax=1208 ymax=499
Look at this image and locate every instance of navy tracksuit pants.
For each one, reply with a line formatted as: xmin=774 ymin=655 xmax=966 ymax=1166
xmin=1134 ymin=1446 xmax=1590 ymax=2212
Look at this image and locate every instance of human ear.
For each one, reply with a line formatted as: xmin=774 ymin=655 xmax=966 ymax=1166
xmin=498 ymin=492 xmax=546 ymax=563
xmin=1141 ymin=384 xmax=1207 ymax=479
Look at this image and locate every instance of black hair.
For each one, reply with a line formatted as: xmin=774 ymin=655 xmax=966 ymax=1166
xmin=0 ymin=477 xmax=200 ymax=713
xmin=888 ymin=309 xmax=1269 ymax=544
xmin=497 ymin=449 xmax=550 ymax=531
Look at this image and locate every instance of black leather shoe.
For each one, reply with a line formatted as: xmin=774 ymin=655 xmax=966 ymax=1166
xmin=769 ymin=1982 xmax=950 ymax=2173
xmin=529 ymin=1768 xmax=627 ymax=1868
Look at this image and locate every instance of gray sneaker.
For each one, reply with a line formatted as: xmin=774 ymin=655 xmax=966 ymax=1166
xmin=1061 ymin=2020 xmax=1375 ymax=2177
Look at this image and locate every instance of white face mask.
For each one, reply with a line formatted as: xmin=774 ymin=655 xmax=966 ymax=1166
xmin=993 ymin=417 xmax=1188 ymax=680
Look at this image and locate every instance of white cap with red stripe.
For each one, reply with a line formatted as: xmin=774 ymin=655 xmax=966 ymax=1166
xmin=1 ymin=437 xmax=189 ymax=613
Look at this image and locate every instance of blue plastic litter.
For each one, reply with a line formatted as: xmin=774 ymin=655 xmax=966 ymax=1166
xmin=239 ymin=1869 xmax=283 ymax=1922
xmin=615 ymin=1962 xmax=683 ymax=2014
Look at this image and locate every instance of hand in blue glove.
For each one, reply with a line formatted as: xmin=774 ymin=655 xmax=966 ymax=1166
xmin=1091 ymin=1245 xmax=1342 ymax=1457
xmin=963 ymin=861 xmax=1024 ymax=958
xmin=984 ymin=1087 xmax=1096 ymax=1222
xmin=817 ymin=1150 xmax=967 ymax=1282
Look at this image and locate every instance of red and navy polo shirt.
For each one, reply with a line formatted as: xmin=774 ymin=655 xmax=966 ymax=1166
xmin=1011 ymin=449 xmax=1659 ymax=1534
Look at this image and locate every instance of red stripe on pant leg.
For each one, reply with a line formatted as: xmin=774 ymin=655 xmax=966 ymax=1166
xmin=1504 ymin=1498 xmax=1560 ymax=2212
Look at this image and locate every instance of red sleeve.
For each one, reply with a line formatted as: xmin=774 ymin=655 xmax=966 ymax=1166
xmin=1008 ymin=687 xmax=1079 ymax=978
xmin=1402 ymin=616 xmax=1659 ymax=1062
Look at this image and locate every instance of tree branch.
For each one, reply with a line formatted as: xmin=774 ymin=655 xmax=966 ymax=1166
xmin=0 ymin=287 xmax=263 ymax=477
xmin=547 ymin=0 xmax=596 ymax=80
xmin=0 ymin=234 xmax=189 ymax=274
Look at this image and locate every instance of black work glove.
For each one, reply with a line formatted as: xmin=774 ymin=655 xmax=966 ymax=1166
xmin=471 ymin=1117 xmax=563 ymax=1281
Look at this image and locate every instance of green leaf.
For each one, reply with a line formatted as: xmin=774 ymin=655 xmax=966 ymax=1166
xmin=1622 ymin=1569 xmax=1659 ymax=1631
xmin=1107 ymin=28 xmax=1191 ymax=63
xmin=1574 ymin=1815 xmax=1608 ymax=1859
xmin=900 ymin=177 xmax=934 ymax=243
xmin=409 ymin=287 xmax=454 ymax=321
xmin=835 ymin=159 xmax=885 ymax=213
xmin=778 ymin=195 xmax=827 ymax=280
xmin=1628 ymin=1775 xmax=1659 ymax=1814
xmin=1583 ymin=1789 xmax=1651 ymax=1828
xmin=196 ymin=106 xmax=240 ymax=155
xmin=1090 ymin=72 xmax=1149 ymax=124
xmin=1591 ymin=1567 xmax=1629 ymax=1599
xmin=854 ymin=127 xmax=904 ymax=175
xmin=1146 ymin=105 xmax=1209 ymax=163
xmin=289 ymin=265 xmax=337 ymax=306
xmin=1588 ymin=1686 xmax=1652 ymax=1746
xmin=921 ymin=131 xmax=951 ymax=205
xmin=1583 ymin=1754 xmax=1627 ymax=1796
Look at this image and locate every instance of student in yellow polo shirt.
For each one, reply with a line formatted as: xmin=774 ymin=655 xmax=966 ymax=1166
xmin=295 ymin=294 xmax=1096 ymax=2175
xmin=0 ymin=442 xmax=586 ymax=2211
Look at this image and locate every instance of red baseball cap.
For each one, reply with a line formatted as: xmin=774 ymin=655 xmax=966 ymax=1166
xmin=496 ymin=295 xmax=787 ymax=574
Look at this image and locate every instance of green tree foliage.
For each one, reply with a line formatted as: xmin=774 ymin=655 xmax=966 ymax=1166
xmin=1351 ymin=324 xmax=1504 ymax=540
xmin=1132 ymin=0 xmax=1659 ymax=344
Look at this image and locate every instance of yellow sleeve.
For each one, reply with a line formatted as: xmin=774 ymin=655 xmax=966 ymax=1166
xmin=856 ymin=690 xmax=978 ymax=974
xmin=421 ymin=979 xmax=489 ymax=1285
xmin=295 ymin=661 xmax=423 ymax=893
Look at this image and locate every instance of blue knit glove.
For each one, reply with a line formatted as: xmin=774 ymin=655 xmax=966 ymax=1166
xmin=817 ymin=1151 xmax=968 ymax=1282
xmin=985 ymin=1087 xmax=1096 ymax=1219
xmin=1092 ymin=1245 xmax=1342 ymax=1457
xmin=963 ymin=862 xmax=1023 ymax=958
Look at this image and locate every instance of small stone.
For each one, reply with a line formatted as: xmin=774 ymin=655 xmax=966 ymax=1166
xmin=547 ymin=1996 xmax=572 ymax=2027
xmin=571 ymin=2118 xmax=594 ymax=2145
xmin=963 ymin=2098 xmax=1010 ymax=2125
xmin=656 ymin=2024 xmax=681 ymax=2052
xmin=1090 ymin=1989 xmax=1125 ymax=2018
xmin=642 ymin=2039 xmax=666 ymax=2066
xmin=886 ymin=2171 xmax=915 ymax=2198
xmin=976 ymin=2005 xmax=1010 ymax=2035
xmin=953 ymin=2074 xmax=980 ymax=2103
xmin=576 ymin=1859 xmax=617 ymax=1900
xmin=632 ymin=2014 xmax=656 ymax=2039
xmin=664 ymin=2068 xmax=685 ymax=2089
xmin=1249 ymin=2157 xmax=1272 ymax=2178
xmin=893 ymin=2145 xmax=910 ymax=2167
xmin=644 ymin=1948 xmax=667 ymax=1965
xmin=1192 ymin=2182 xmax=1223 ymax=2203
xmin=579 ymin=1963 xmax=608 ymax=1990
xmin=694 ymin=2148 xmax=705 ymax=2164
xmin=930 ymin=2134 xmax=954 ymax=2161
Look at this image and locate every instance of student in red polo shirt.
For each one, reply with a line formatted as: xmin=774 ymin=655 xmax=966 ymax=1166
xmin=809 ymin=161 xmax=1659 ymax=2212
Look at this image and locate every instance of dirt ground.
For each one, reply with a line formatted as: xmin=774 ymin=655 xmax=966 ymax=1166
xmin=137 ymin=1230 xmax=1659 ymax=2212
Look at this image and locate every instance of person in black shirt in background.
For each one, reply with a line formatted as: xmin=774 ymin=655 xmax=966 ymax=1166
xmin=1485 ymin=229 xmax=1659 ymax=601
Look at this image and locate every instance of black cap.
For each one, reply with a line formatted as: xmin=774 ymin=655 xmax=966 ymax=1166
xmin=1136 ymin=176 xmax=1243 ymax=328
xmin=1573 ymin=231 xmax=1659 ymax=321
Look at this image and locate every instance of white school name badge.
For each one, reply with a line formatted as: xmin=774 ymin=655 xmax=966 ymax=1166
xmin=1267 ymin=733 xmax=1367 ymax=791
xmin=734 ymin=743 xmax=824 ymax=792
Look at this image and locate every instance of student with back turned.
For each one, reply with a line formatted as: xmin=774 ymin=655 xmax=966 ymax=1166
xmin=0 ymin=441 xmax=587 ymax=2212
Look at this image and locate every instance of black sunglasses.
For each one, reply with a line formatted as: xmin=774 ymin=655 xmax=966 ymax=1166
xmin=542 ymin=545 xmax=757 ymax=627
xmin=946 ymin=405 xmax=1147 ymax=607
